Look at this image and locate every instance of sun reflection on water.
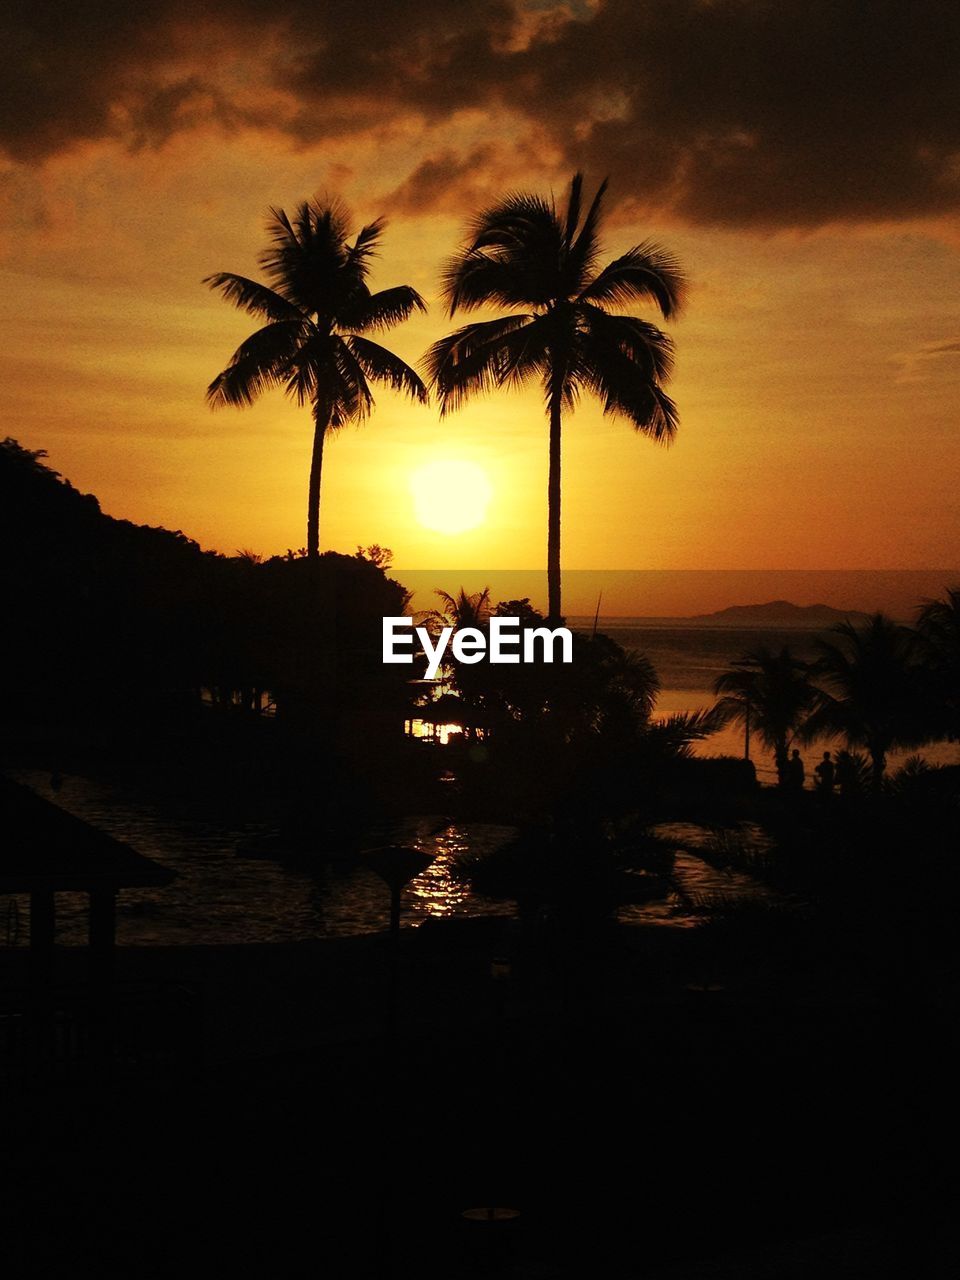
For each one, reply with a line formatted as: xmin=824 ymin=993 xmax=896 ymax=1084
xmin=406 ymin=822 xmax=486 ymax=917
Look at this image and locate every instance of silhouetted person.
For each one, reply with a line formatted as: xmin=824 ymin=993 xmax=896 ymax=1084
xmin=786 ymin=749 xmax=805 ymax=792
xmin=814 ymin=751 xmax=835 ymax=793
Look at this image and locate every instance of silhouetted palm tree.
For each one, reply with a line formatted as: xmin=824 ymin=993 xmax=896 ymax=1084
xmin=423 ymin=587 xmax=492 ymax=635
xmin=916 ymin=586 xmax=960 ymax=742
xmin=205 ymin=200 xmax=428 ymax=557
xmin=420 ymin=587 xmax=492 ymax=737
xmin=425 ymin=174 xmax=685 ymax=620
xmin=714 ymin=646 xmax=819 ymax=782
xmin=803 ymin=614 xmax=928 ymax=790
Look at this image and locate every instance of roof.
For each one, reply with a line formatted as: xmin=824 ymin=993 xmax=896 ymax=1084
xmin=0 ymin=777 xmax=176 ymax=893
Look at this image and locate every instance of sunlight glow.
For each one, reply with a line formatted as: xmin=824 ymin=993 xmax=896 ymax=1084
xmin=409 ymin=459 xmax=493 ymax=535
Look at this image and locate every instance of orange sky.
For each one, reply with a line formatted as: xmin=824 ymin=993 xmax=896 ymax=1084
xmin=2 ymin=2 xmax=959 ymax=607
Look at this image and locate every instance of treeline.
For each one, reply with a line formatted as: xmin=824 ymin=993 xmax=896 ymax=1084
xmin=410 ymin=589 xmax=743 ymax=819
xmin=0 ymin=438 xmax=409 ymax=755
xmin=712 ymin=607 xmax=960 ymax=790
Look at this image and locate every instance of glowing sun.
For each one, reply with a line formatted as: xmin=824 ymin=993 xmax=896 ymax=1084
xmin=409 ymin=459 xmax=493 ymax=534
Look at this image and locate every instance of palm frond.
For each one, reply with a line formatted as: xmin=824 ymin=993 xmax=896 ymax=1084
xmin=281 ymin=352 xmax=318 ymax=408
xmin=347 ymin=336 xmax=428 ymax=403
xmin=495 ymin=315 xmax=553 ymax=390
xmin=206 ymin=320 xmax=306 ymax=408
xmin=563 ymin=172 xmax=584 ymax=247
xmin=345 ymin=285 xmax=427 ymax=332
xmin=566 ymin=176 xmax=608 ymax=292
xmin=427 ymin=587 xmax=492 ymax=630
xmin=260 ymin=199 xmax=356 ymax=311
xmin=579 ymin=242 xmax=687 ymax=318
xmin=278 ymin=330 xmax=337 ymax=408
xmin=442 ymin=191 xmax=567 ymax=313
xmin=425 ymin=329 xmax=509 ymax=414
xmin=647 ymin=706 xmax=726 ymax=757
xmin=424 ymin=315 xmax=537 ymax=414
xmin=580 ymin=305 xmax=675 ymax=380
xmin=202 ymin=273 xmax=303 ymax=321
xmin=800 ymin=614 xmax=932 ymax=777
xmin=346 ymin=218 xmax=386 ymax=272
xmin=328 ymin=336 xmax=374 ymax=425
xmin=578 ymin=332 xmax=679 ymax=441
xmin=468 ymin=192 xmax=560 ymax=255
xmin=441 ymin=250 xmax=542 ymax=315
xmin=917 ymin=586 xmax=960 ymax=640
xmin=264 ymin=205 xmax=297 ymax=250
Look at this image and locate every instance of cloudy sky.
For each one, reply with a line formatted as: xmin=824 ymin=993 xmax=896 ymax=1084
xmin=2 ymin=0 xmax=959 ymax=585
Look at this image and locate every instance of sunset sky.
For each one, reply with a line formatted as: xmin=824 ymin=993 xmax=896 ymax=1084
xmin=2 ymin=1 xmax=959 ymax=600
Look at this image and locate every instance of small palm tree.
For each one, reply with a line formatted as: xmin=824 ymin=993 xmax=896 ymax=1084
xmin=803 ymin=614 xmax=928 ymax=790
xmin=713 ymin=646 xmax=818 ymax=782
xmin=425 ymin=174 xmax=685 ymax=620
xmin=916 ymin=586 xmax=960 ymax=742
xmin=423 ymin=587 xmax=492 ymax=636
xmin=205 ymin=199 xmax=428 ymax=557
xmin=420 ymin=587 xmax=492 ymax=737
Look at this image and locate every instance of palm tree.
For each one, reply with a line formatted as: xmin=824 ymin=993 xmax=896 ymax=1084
xmin=802 ymin=614 xmax=928 ymax=790
xmin=205 ymin=199 xmax=428 ymax=558
xmin=423 ymin=586 xmax=492 ymax=635
xmin=419 ymin=587 xmax=492 ymax=737
xmin=916 ymin=586 xmax=960 ymax=742
xmin=424 ymin=174 xmax=685 ymax=620
xmin=713 ymin=647 xmax=819 ymax=782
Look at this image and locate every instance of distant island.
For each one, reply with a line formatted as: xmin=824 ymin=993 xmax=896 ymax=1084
xmin=687 ymin=600 xmax=870 ymax=627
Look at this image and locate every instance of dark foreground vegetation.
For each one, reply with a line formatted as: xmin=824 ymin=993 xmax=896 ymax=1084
xmin=0 ymin=437 xmax=739 ymax=838
xmin=2 ymin=438 xmax=958 ymax=1277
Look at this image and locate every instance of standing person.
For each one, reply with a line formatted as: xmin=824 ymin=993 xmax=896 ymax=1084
xmin=787 ymin=749 xmax=805 ymax=792
xmin=814 ymin=751 xmax=836 ymax=793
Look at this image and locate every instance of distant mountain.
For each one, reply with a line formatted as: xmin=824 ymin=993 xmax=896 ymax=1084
xmin=687 ymin=600 xmax=870 ymax=627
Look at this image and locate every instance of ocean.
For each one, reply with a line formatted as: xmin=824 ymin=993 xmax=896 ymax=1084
xmin=575 ymin=618 xmax=958 ymax=784
xmin=4 ymin=622 xmax=955 ymax=947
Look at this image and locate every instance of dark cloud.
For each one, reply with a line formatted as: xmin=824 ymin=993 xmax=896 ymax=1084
xmin=2 ymin=1 xmax=960 ymax=228
xmin=382 ymin=147 xmax=505 ymax=217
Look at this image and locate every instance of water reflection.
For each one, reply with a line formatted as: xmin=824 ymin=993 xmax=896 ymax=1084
xmin=4 ymin=773 xmax=775 ymax=943
xmin=618 ymin=821 xmax=776 ymax=928
xmin=395 ymin=818 xmax=517 ymax=925
xmin=4 ymin=772 xmax=515 ymax=945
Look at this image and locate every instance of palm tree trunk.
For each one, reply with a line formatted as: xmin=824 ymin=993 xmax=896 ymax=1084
xmin=307 ymin=402 xmax=327 ymax=559
xmin=547 ymin=381 xmax=562 ymax=622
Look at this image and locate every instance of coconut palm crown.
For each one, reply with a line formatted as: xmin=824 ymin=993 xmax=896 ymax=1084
xmin=802 ymin=614 xmax=929 ymax=789
xmin=205 ymin=200 xmax=427 ymax=557
xmin=713 ymin=646 xmax=819 ymax=782
xmin=916 ymin=586 xmax=960 ymax=741
xmin=424 ymin=173 xmax=686 ymax=620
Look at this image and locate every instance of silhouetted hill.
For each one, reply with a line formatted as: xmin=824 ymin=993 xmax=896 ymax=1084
xmin=0 ymin=438 xmax=408 ymax=744
xmin=687 ymin=600 xmax=869 ymax=626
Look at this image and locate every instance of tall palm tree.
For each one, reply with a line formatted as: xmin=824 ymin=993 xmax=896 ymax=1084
xmin=802 ymin=614 xmax=928 ymax=790
xmin=713 ymin=646 xmax=819 ymax=783
xmin=424 ymin=174 xmax=685 ymax=620
xmin=205 ymin=199 xmax=428 ymax=558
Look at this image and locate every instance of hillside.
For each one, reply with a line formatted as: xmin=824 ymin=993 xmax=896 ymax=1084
xmin=687 ymin=600 xmax=869 ymax=626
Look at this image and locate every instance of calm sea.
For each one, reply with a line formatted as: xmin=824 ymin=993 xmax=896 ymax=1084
xmin=577 ymin=619 xmax=958 ymax=784
xmin=4 ymin=623 xmax=954 ymax=946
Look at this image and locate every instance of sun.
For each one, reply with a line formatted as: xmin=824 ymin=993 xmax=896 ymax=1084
xmin=409 ymin=459 xmax=493 ymax=535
